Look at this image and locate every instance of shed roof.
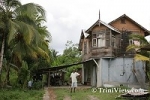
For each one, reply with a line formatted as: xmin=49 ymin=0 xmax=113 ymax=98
xmin=36 ymin=59 xmax=93 ymax=73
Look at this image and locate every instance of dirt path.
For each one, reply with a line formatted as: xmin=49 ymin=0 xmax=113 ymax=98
xmin=43 ymin=86 xmax=99 ymax=100
xmin=88 ymin=95 xmax=99 ymax=100
xmin=48 ymin=88 xmax=57 ymax=100
xmin=43 ymin=88 xmax=50 ymax=100
xmin=63 ymin=95 xmax=72 ymax=100
xmin=43 ymin=87 xmax=71 ymax=100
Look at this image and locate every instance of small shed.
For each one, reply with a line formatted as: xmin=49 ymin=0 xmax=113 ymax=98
xmin=36 ymin=59 xmax=91 ymax=86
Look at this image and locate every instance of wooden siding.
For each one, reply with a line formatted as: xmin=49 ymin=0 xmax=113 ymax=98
xmin=82 ymin=25 xmax=120 ymax=60
xmin=109 ymin=17 xmax=145 ymax=57
xmin=81 ymin=15 xmax=146 ymax=61
xmin=110 ymin=18 xmax=145 ymax=36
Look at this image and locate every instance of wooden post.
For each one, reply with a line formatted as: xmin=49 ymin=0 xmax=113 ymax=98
xmin=92 ymin=59 xmax=102 ymax=87
xmin=48 ymin=71 xmax=50 ymax=87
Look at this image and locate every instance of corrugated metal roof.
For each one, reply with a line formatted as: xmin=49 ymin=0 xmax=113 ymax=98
xmin=36 ymin=59 xmax=93 ymax=73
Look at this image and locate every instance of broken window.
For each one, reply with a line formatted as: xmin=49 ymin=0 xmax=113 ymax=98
xmin=92 ymin=31 xmax=105 ymax=47
xmin=129 ymin=31 xmax=140 ymax=46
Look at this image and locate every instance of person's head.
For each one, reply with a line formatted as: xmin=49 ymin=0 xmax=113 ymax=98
xmin=72 ymin=69 xmax=76 ymax=73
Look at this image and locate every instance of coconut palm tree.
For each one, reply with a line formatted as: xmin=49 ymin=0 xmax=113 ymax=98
xmin=127 ymin=34 xmax=150 ymax=61
xmin=127 ymin=34 xmax=150 ymax=83
xmin=0 ymin=0 xmax=51 ymax=86
xmin=0 ymin=0 xmax=50 ymax=73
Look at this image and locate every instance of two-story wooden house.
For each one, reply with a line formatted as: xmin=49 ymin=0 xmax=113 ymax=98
xmin=79 ymin=14 xmax=149 ymax=87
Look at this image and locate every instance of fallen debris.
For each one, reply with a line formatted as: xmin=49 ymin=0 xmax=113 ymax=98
xmin=117 ymin=88 xmax=150 ymax=100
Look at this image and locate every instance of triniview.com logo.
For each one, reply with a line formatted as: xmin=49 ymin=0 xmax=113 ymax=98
xmin=91 ymin=88 xmax=144 ymax=93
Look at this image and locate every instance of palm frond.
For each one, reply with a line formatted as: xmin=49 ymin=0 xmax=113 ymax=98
xmin=15 ymin=3 xmax=45 ymax=21
xmin=8 ymin=0 xmax=21 ymax=9
xmin=126 ymin=44 xmax=140 ymax=51
xmin=7 ymin=19 xmax=19 ymax=44
xmin=9 ymin=63 xmax=19 ymax=72
xmin=129 ymin=34 xmax=149 ymax=45
xmin=34 ymin=46 xmax=49 ymax=59
xmin=134 ymin=54 xmax=150 ymax=61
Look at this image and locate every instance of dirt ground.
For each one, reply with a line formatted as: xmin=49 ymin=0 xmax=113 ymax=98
xmin=43 ymin=87 xmax=99 ymax=100
xmin=47 ymin=88 xmax=57 ymax=100
xmin=88 ymin=95 xmax=99 ymax=100
xmin=43 ymin=88 xmax=50 ymax=100
xmin=63 ymin=95 xmax=72 ymax=100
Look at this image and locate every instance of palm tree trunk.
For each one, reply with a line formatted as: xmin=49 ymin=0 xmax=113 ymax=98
xmin=6 ymin=66 xmax=10 ymax=85
xmin=0 ymin=38 xmax=5 ymax=74
xmin=0 ymin=38 xmax=5 ymax=88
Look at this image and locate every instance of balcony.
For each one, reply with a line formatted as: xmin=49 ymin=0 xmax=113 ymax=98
xmin=82 ymin=47 xmax=115 ymax=61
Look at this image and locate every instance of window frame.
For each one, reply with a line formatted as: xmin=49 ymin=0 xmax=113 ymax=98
xmin=92 ymin=30 xmax=105 ymax=47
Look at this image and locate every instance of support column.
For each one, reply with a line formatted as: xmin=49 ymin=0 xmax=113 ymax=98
xmin=82 ymin=65 xmax=84 ymax=84
xmin=48 ymin=71 xmax=50 ymax=87
xmin=93 ymin=59 xmax=102 ymax=87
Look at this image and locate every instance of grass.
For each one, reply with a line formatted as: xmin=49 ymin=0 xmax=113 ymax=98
xmin=54 ymin=87 xmax=126 ymax=100
xmin=0 ymin=88 xmax=44 ymax=100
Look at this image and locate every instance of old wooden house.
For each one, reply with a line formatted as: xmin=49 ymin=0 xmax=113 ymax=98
xmin=79 ymin=14 xmax=149 ymax=87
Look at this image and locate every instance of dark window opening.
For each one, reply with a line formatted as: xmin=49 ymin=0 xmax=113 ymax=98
xmin=121 ymin=18 xmax=126 ymax=24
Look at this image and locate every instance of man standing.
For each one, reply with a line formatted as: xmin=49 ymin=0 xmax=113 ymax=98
xmin=70 ymin=69 xmax=80 ymax=93
xmin=28 ymin=80 xmax=33 ymax=90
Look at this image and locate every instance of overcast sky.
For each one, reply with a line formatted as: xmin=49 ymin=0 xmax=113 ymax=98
xmin=21 ymin=0 xmax=150 ymax=54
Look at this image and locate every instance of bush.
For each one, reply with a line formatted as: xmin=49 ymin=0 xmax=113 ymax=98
xmin=32 ymin=81 xmax=42 ymax=89
xmin=0 ymin=88 xmax=44 ymax=100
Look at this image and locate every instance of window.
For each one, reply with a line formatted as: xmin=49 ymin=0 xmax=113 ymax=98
xmin=92 ymin=31 xmax=105 ymax=47
xmin=121 ymin=18 xmax=126 ymax=24
xmin=84 ymin=42 xmax=87 ymax=54
xmin=129 ymin=39 xmax=134 ymax=45
xmin=129 ymin=39 xmax=140 ymax=51
xmin=129 ymin=39 xmax=140 ymax=46
xmin=111 ymin=35 xmax=116 ymax=47
xmin=92 ymin=38 xmax=97 ymax=47
xmin=129 ymin=30 xmax=140 ymax=46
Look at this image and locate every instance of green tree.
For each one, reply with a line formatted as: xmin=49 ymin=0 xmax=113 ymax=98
xmin=51 ymin=41 xmax=82 ymax=81
xmin=0 ymin=0 xmax=51 ymax=87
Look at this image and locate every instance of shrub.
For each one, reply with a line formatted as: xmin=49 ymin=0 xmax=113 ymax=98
xmin=33 ymin=81 xmax=42 ymax=89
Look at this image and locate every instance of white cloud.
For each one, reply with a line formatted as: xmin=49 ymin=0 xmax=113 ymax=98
xmin=21 ymin=0 xmax=150 ymax=54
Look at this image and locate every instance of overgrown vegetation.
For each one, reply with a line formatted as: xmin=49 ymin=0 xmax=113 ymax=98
xmin=50 ymin=40 xmax=82 ymax=82
xmin=0 ymin=88 xmax=44 ymax=100
xmin=0 ymin=0 xmax=51 ymax=88
xmin=127 ymin=34 xmax=150 ymax=82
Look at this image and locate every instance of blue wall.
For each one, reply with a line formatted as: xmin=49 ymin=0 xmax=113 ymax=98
xmin=100 ymin=58 xmax=145 ymax=85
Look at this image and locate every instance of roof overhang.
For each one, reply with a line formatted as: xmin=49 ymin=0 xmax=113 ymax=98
xmin=86 ymin=20 xmax=121 ymax=34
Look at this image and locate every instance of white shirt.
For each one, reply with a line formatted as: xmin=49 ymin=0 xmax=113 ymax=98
xmin=70 ymin=72 xmax=80 ymax=82
xmin=28 ymin=81 xmax=32 ymax=87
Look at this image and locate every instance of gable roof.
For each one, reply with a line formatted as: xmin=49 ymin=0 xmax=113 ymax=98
xmin=86 ymin=20 xmax=121 ymax=34
xmin=109 ymin=14 xmax=150 ymax=36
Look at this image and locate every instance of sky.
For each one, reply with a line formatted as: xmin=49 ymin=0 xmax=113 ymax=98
xmin=21 ymin=0 xmax=150 ymax=54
